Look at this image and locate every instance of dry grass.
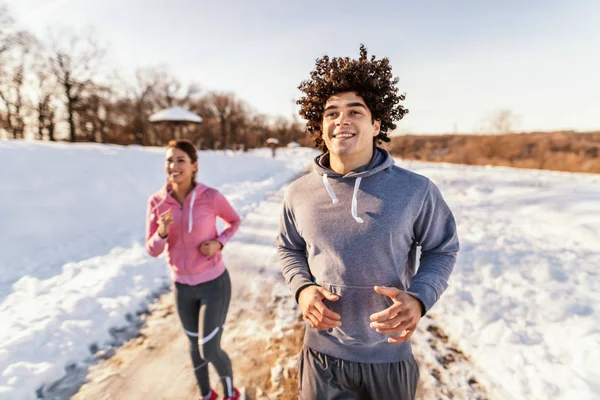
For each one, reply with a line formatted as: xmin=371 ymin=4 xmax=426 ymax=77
xmin=387 ymin=131 xmax=600 ymax=174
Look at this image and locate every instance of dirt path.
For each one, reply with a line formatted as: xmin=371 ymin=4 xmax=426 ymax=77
xmin=69 ymin=189 xmax=492 ymax=400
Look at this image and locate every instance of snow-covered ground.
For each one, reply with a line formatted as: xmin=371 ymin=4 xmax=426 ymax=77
xmin=0 ymin=141 xmax=317 ymax=400
xmin=1 ymin=140 xmax=598 ymax=400
xmin=398 ymin=159 xmax=600 ymax=400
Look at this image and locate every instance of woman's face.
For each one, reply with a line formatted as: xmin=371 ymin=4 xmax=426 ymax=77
xmin=165 ymin=147 xmax=197 ymax=185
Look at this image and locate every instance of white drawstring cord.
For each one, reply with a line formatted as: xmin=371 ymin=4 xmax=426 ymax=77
xmin=188 ymin=189 xmax=197 ymax=233
xmin=322 ymin=174 xmax=339 ymax=204
xmin=351 ymin=177 xmax=364 ymax=223
xmin=322 ymin=174 xmax=364 ymax=223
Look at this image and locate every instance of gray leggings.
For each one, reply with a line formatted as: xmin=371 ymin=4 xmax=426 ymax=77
xmin=174 ymin=270 xmax=233 ymax=398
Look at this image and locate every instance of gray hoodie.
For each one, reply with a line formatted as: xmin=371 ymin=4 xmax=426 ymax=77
xmin=276 ymin=148 xmax=459 ymax=363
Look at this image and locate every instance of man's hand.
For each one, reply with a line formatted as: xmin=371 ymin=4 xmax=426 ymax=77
xmin=199 ymin=240 xmax=223 ymax=257
xmin=369 ymin=286 xmax=423 ymax=344
xmin=298 ymin=285 xmax=342 ymax=330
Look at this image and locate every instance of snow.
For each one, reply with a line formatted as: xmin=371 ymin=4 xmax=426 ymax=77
xmin=148 ymin=106 xmax=202 ymax=123
xmin=0 ymin=141 xmax=317 ymax=400
xmin=1 ymin=139 xmax=598 ymax=400
xmin=396 ymin=159 xmax=600 ymax=400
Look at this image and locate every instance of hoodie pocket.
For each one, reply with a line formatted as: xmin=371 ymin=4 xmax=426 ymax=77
xmin=319 ymin=282 xmax=395 ymax=347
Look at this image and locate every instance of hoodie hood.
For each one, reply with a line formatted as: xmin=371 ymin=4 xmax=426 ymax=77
xmin=156 ymin=181 xmax=210 ymax=200
xmin=312 ymin=148 xmax=395 ymax=223
xmin=312 ymin=147 xmax=395 ymax=179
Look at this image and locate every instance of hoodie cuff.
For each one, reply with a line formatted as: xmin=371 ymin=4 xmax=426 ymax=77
xmin=216 ymin=234 xmax=230 ymax=247
xmin=406 ymin=282 xmax=438 ymax=316
xmin=290 ymin=275 xmax=316 ymax=303
xmin=406 ymin=292 xmax=426 ymax=317
xmin=152 ymin=231 xmax=168 ymax=244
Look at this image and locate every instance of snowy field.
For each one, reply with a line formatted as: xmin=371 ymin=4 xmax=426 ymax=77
xmin=398 ymin=159 xmax=600 ymax=400
xmin=1 ymin=140 xmax=598 ymax=400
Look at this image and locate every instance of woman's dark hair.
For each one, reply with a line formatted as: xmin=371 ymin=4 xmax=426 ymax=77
xmin=297 ymin=44 xmax=409 ymax=152
xmin=166 ymin=139 xmax=198 ymax=181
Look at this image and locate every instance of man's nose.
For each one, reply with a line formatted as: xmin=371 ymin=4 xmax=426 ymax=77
xmin=335 ymin=111 xmax=351 ymax=126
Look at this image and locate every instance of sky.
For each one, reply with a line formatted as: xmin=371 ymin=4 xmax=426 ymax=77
xmin=5 ymin=0 xmax=600 ymax=134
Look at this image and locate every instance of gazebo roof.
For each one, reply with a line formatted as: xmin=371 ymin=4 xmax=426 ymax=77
xmin=149 ymin=106 xmax=202 ymax=123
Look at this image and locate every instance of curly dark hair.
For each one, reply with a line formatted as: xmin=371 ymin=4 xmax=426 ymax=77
xmin=297 ymin=44 xmax=408 ymax=151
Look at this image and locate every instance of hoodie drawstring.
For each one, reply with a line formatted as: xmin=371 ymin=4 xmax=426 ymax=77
xmin=188 ymin=189 xmax=197 ymax=233
xmin=322 ymin=174 xmax=339 ymax=204
xmin=322 ymin=174 xmax=364 ymax=223
xmin=351 ymin=177 xmax=364 ymax=224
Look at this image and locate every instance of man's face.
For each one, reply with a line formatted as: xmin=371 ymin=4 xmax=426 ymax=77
xmin=322 ymin=92 xmax=381 ymax=159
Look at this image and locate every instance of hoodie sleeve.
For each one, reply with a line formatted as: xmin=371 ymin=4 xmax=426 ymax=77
xmin=276 ymin=190 xmax=315 ymax=302
xmin=213 ymin=190 xmax=241 ymax=246
xmin=145 ymin=197 xmax=168 ymax=257
xmin=407 ymin=180 xmax=459 ymax=315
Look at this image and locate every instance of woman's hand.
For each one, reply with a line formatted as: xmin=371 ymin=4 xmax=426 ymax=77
xmin=199 ymin=240 xmax=223 ymax=257
xmin=157 ymin=209 xmax=174 ymax=238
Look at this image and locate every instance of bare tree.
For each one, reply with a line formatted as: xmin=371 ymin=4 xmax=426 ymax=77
xmin=190 ymin=95 xmax=220 ymax=149
xmin=228 ymin=99 xmax=250 ymax=149
xmin=128 ymin=67 xmax=161 ymax=145
xmin=49 ymin=29 xmax=105 ymax=142
xmin=155 ymin=73 xmax=200 ymax=110
xmin=32 ymin=59 xmax=58 ymax=141
xmin=0 ymin=31 xmax=36 ymax=139
xmin=475 ymin=109 xmax=522 ymax=160
xmin=271 ymin=116 xmax=289 ymax=145
xmin=248 ymin=114 xmax=269 ymax=147
xmin=203 ymin=92 xmax=249 ymax=149
xmin=269 ymin=116 xmax=305 ymax=147
xmin=1 ymin=5 xmax=19 ymax=138
xmin=4 ymin=59 xmax=25 ymax=138
xmin=0 ymin=3 xmax=15 ymax=60
xmin=77 ymin=85 xmax=116 ymax=143
xmin=487 ymin=109 xmax=521 ymax=135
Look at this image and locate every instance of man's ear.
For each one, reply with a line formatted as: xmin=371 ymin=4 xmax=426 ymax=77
xmin=373 ymin=120 xmax=381 ymax=137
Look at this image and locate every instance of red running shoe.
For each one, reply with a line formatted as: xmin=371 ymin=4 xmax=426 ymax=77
xmin=223 ymin=388 xmax=240 ymax=400
xmin=199 ymin=389 xmax=217 ymax=400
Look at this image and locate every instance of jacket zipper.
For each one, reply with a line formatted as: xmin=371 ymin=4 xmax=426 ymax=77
xmin=180 ymin=202 xmax=186 ymax=272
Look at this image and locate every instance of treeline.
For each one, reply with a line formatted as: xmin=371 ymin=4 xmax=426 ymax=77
xmin=0 ymin=4 xmax=308 ymax=149
xmin=388 ymin=131 xmax=600 ymax=174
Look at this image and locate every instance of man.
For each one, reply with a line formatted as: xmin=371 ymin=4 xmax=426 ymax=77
xmin=276 ymin=45 xmax=459 ymax=399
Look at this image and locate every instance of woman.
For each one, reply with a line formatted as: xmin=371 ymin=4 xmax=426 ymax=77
xmin=146 ymin=139 xmax=241 ymax=400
